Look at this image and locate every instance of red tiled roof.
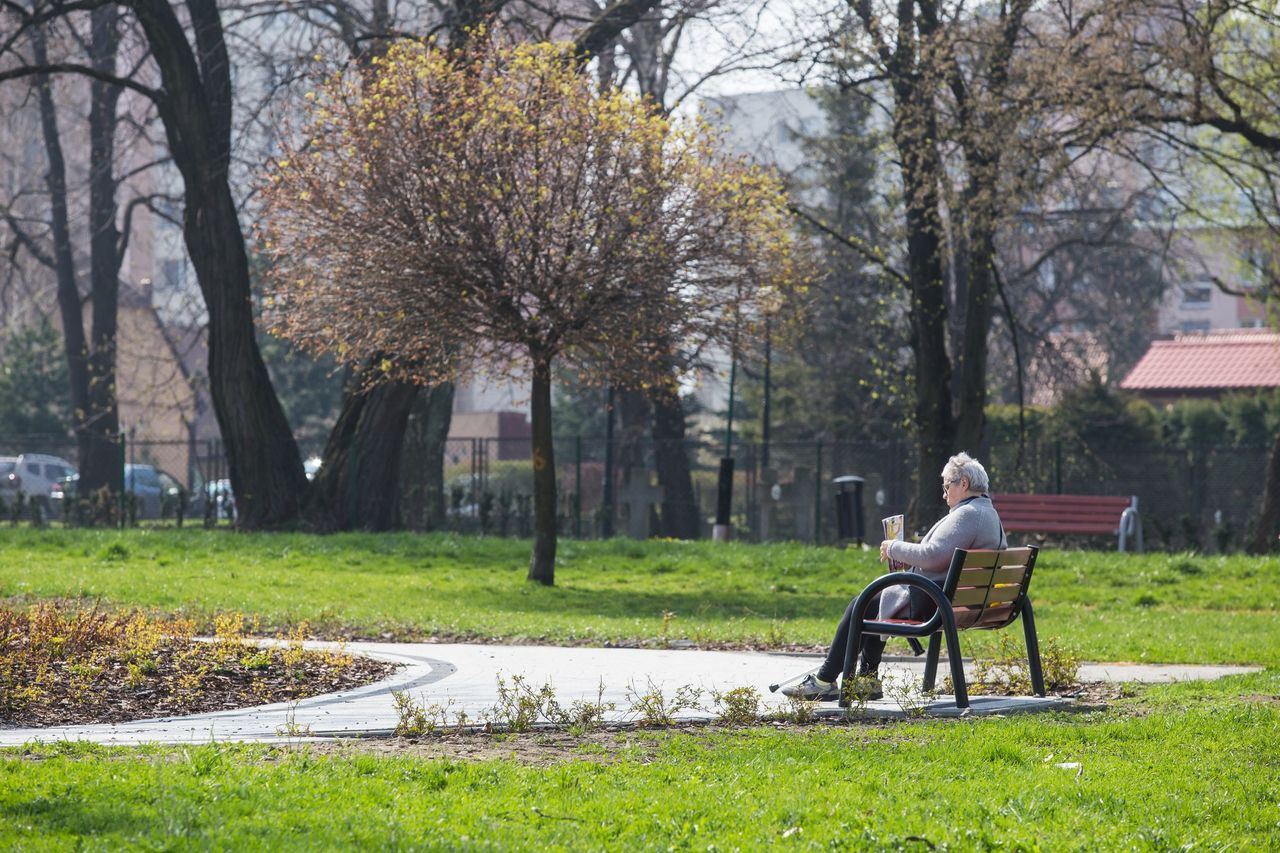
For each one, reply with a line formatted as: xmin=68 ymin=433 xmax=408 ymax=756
xmin=1121 ymin=330 xmax=1280 ymax=391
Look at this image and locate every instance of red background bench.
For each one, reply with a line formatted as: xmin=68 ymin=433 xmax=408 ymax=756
xmin=992 ymin=493 xmax=1142 ymax=552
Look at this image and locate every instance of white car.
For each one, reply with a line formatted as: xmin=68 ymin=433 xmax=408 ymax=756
xmin=0 ymin=453 xmax=77 ymax=508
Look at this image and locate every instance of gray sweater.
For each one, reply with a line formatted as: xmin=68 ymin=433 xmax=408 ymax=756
xmin=879 ymin=495 xmax=1006 ymax=620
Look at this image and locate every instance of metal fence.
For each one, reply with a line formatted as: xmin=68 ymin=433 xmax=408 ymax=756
xmin=0 ymin=430 xmax=1269 ymax=551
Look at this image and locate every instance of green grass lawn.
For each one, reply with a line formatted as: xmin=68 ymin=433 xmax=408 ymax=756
xmin=0 ymin=527 xmax=1276 ymax=665
xmin=3 ymin=673 xmax=1278 ymax=850
xmin=1 ymin=529 xmax=1278 ymax=849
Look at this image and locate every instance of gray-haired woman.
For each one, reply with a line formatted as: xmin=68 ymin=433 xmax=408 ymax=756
xmin=782 ymin=452 xmax=1005 ymax=701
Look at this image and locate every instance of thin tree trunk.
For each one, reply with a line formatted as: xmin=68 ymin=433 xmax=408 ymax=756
xmin=32 ymin=29 xmax=101 ymax=495
xmin=129 ymin=0 xmax=307 ymax=527
xmin=902 ymin=164 xmax=955 ymax=528
xmin=893 ymin=60 xmax=956 ymax=528
xmin=83 ymin=5 xmax=123 ymax=501
xmin=651 ymin=372 xmax=698 ymax=539
xmin=420 ymin=382 xmax=454 ymax=530
xmin=955 ymin=226 xmax=998 ymax=453
xmin=527 ymin=356 xmax=557 ymax=585
xmin=1249 ymin=431 xmax=1280 ymax=554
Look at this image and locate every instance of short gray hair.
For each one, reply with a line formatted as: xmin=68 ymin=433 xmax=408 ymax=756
xmin=942 ymin=452 xmax=989 ymax=492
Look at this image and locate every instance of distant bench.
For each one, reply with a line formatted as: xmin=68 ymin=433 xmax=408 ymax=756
xmin=992 ymin=493 xmax=1142 ymax=552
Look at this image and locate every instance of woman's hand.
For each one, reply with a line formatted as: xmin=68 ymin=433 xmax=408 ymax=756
xmin=879 ymin=539 xmax=893 ymax=563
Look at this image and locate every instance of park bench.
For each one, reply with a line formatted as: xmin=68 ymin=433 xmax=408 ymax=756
xmin=840 ymin=546 xmax=1042 ymax=710
xmin=992 ymin=493 xmax=1142 ymax=552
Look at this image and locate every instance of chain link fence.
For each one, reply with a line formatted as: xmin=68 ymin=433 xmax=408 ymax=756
xmin=0 ymin=430 xmax=1268 ymax=551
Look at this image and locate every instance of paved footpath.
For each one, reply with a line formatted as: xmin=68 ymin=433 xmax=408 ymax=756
xmin=0 ymin=643 xmax=1260 ymax=747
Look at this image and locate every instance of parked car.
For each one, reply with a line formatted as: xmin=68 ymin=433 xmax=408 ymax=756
xmin=54 ymin=464 xmax=190 ymax=520
xmin=0 ymin=457 xmax=16 ymax=502
xmin=125 ymin=464 xmax=188 ymax=520
xmin=0 ymin=453 xmax=77 ymax=509
xmin=205 ymin=478 xmax=236 ymax=521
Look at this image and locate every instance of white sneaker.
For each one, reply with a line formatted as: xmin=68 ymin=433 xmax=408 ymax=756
xmin=780 ymin=673 xmax=839 ymax=701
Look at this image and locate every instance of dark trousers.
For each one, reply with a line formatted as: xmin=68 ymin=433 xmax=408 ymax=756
xmin=816 ymin=587 xmax=937 ymax=683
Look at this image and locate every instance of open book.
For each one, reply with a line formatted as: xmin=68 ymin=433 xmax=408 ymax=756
xmin=882 ymin=514 xmax=907 ymax=571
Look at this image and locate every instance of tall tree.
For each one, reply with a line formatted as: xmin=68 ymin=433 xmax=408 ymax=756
xmin=9 ymin=7 xmax=156 ymax=499
xmin=818 ymin=0 xmax=1113 ymax=523
xmin=0 ymin=322 xmax=71 ymax=438
xmin=1083 ymin=0 xmax=1280 ymax=550
xmin=755 ymin=84 xmax=912 ymax=445
xmin=259 ymin=37 xmax=797 ymax=582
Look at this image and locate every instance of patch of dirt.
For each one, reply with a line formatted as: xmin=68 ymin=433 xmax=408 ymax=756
xmin=302 ymin=728 xmax=667 ymax=766
xmin=0 ymin=640 xmax=397 ymax=729
xmin=1051 ymin=681 xmax=1127 ymax=708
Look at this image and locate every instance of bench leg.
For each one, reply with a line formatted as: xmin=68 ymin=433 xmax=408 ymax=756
xmin=1021 ymin=598 xmax=1045 ymax=697
xmin=932 ymin=605 xmax=967 ymax=709
xmin=922 ymin=633 xmax=942 ymax=692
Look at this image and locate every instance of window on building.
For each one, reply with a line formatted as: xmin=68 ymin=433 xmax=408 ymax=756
xmin=1180 ymin=319 xmax=1211 ymax=333
xmin=1180 ymin=283 xmax=1212 ymax=306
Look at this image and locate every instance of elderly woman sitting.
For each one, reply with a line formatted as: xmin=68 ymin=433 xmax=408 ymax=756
xmin=782 ymin=451 xmax=1005 ymax=701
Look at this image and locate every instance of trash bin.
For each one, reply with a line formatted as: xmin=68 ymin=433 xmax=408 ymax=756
xmin=832 ymin=475 xmax=865 ymax=545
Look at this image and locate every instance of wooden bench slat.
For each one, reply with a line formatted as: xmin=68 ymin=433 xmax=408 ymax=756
xmin=1001 ymin=506 xmax=1122 ymax=517
xmin=952 ymin=587 xmax=990 ymax=607
xmin=993 ymin=493 xmax=1133 ymax=508
xmin=958 ymin=568 xmax=995 ymax=586
xmin=1004 ymin=521 xmax=1120 ymax=534
xmin=996 ymin=547 xmax=1036 ymax=564
xmin=960 ymin=551 xmax=1001 ymax=568
xmin=953 ymin=606 xmax=985 ymax=629
xmin=991 ymin=566 xmax=1028 ymax=585
xmin=975 ymin=605 xmax=1017 ymax=628
xmin=992 ymin=495 xmax=1141 ymax=551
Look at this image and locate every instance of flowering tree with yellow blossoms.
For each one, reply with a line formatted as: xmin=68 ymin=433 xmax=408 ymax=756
xmin=257 ymin=35 xmax=798 ymax=585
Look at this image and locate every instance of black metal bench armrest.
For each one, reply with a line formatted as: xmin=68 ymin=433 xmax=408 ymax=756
xmin=843 ymin=573 xmax=956 ymax=665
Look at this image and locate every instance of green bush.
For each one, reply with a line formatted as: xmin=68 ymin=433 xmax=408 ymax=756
xmin=1047 ymin=378 xmax=1160 ymax=448
xmin=987 ymin=387 xmax=1280 ymax=453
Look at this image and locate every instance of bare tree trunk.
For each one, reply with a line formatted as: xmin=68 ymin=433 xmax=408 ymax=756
xmin=421 ymin=383 xmax=454 ymax=529
xmin=527 ymin=356 xmax=557 ymax=585
xmin=401 ymin=382 xmax=455 ymax=530
xmin=82 ymin=5 xmax=124 ymax=499
xmin=902 ymin=154 xmax=955 ymax=528
xmin=955 ymin=226 xmax=998 ymax=454
xmin=651 ymin=373 xmax=698 ymax=539
xmin=31 ymin=28 xmax=105 ymax=496
xmin=616 ymin=386 xmax=648 ymax=481
xmin=1249 ymin=431 xmax=1280 ymax=553
xmin=306 ymin=365 xmax=418 ymax=531
xmin=129 ymin=0 xmax=307 ymax=527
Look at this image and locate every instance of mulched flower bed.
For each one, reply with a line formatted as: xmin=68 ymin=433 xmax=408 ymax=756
xmin=0 ymin=605 xmax=397 ymax=729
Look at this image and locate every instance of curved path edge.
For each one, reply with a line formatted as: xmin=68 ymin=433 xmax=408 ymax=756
xmin=0 ymin=643 xmax=1262 ymax=746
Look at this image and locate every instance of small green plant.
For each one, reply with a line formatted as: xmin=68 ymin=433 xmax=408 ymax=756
xmin=624 ymin=678 xmax=704 ymax=727
xmin=99 ymin=541 xmax=130 ymax=562
xmin=275 ymin=701 xmax=314 ymax=737
xmin=840 ymin=675 xmax=881 ymax=720
xmin=776 ymin=694 xmax=817 ymax=724
xmin=491 ymin=673 xmax=556 ymax=732
xmin=392 ymin=690 xmax=430 ymax=736
xmin=712 ymin=685 xmax=761 ymax=726
xmin=883 ymin=676 xmax=934 ymax=718
xmin=764 ymin=620 xmax=788 ymax=647
xmin=241 ymin=651 xmax=273 ymax=671
xmin=659 ymin=610 xmax=676 ymax=645
xmin=126 ymin=661 xmax=155 ymax=687
xmin=543 ymin=678 xmax=615 ymax=735
xmin=963 ymin=633 xmax=1082 ymax=695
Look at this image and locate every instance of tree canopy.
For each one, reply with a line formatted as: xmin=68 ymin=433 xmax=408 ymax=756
xmin=258 ymin=34 xmax=800 ymax=581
